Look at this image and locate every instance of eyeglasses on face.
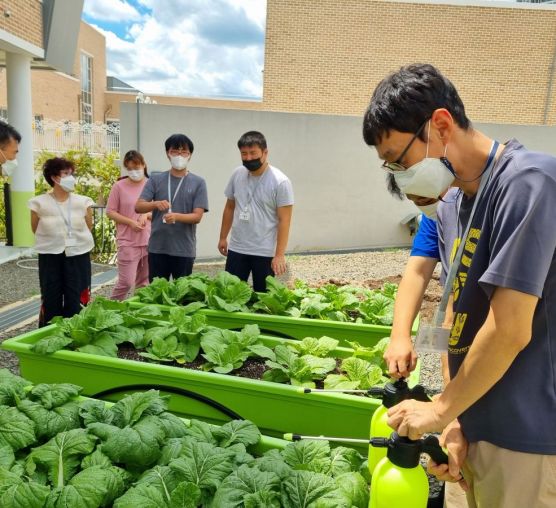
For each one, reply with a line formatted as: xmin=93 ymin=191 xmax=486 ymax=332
xmin=381 ymin=119 xmax=429 ymax=174
xmin=168 ymin=149 xmax=191 ymax=157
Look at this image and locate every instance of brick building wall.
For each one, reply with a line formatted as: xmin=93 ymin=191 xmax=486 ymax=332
xmin=105 ymin=92 xmax=262 ymax=120
xmin=0 ymin=0 xmax=42 ymax=49
xmin=263 ymin=0 xmax=556 ymax=125
xmin=0 ymin=21 xmax=105 ymax=122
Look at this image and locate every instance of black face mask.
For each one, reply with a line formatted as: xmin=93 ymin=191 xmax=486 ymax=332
xmin=242 ymin=158 xmax=263 ymax=171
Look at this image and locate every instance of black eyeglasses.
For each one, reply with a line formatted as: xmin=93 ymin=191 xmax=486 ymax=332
xmin=382 ymin=119 xmax=428 ymax=174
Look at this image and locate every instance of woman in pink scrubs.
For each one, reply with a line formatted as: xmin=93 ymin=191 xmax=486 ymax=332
xmin=106 ymin=150 xmax=151 ymax=300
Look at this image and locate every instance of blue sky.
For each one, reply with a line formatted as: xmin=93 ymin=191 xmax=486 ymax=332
xmin=82 ymin=0 xmax=266 ymax=99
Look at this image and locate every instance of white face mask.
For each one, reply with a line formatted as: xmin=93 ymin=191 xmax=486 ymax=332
xmin=417 ymin=201 xmax=439 ymax=221
xmin=59 ymin=175 xmax=76 ymax=192
xmin=393 ymin=122 xmax=455 ymax=199
xmin=128 ymin=169 xmax=144 ymax=181
xmin=1 ymin=149 xmax=17 ymax=177
xmin=170 ymin=155 xmax=189 ymax=171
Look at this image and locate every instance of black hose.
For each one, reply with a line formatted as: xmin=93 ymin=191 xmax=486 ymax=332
xmin=91 ymin=384 xmax=244 ymax=420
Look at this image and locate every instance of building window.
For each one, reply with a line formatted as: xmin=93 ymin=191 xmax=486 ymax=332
xmin=34 ymin=115 xmax=44 ymax=134
xmin=80 ymin=53 xmax=93 ymax=123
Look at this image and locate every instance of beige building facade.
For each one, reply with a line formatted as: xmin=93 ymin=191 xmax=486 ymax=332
xmin=0 ymin=21 xmax=105 ymax=123
xmin=2 ymin=1 xmax=555 ymax=127
xmin=263 ymin=0 xmax=556 ymax=125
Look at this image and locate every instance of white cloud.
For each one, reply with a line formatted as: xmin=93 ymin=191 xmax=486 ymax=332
xmin=88 ymin=0 xmax=266 ymax=99
xmin=83 ymin=0 xmax=142 ymax=23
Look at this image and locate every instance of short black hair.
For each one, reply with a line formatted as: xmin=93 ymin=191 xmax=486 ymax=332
xmin=0 ymin=121 xmax=21 ymax=147
xmin=43 ymin=157 xmax=75 ymax=187
xmin=237 ymin=131 xmax=267 ymax=150
xmin=165 ymin=134 xmax=194 ymax=153
xmin=362 ymin=63 xmax=470 ymax=147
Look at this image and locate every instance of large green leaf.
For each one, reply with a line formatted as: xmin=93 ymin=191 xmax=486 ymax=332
xmin=212 ymin=464 xmax=280 ymax=508
xmin=0 ymin=369 xmax=32 ymax=406
xmin=29 ymin=383 xmax=81 ymax=409
xmin=17 ymin=400 xmax=80 ymax=441
xmin=168 ymin=481 xmax=201 ymax=508
xmin=31 ymin=335 xmax=73 ymax=355
xmin=87 ymin=416 xmax=165 ymax=469
xmin=26 ymin=428 xmax=96 ymax=488
xmin=280 ymin=470 xmax=339 ymax=508
xmin=0 ymin=479 xmax=50 ymax=508
xmin=113 ymin=483 xmax=167 ymax=508
xmin=0 ymin=406 xmax=36 ymax=451
xmin=168 ymin=441 xmax=234 ymax=494
xmin=282 ymin=440 xmax=331 ymax=474
xmin=288 ymin=337 xmax=339 ymax=357
xmin=212 ymin=420 xmax=261 ymax=448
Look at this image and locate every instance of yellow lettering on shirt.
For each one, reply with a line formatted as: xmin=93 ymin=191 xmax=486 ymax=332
xmin=449 ymin=312 xmax=468 ymax=346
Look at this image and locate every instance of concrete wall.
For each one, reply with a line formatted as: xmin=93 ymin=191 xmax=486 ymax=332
xmin=121 ymin=102 xmax=556 ymax=259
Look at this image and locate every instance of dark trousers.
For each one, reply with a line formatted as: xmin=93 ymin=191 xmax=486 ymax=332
xmin=148 ymin=252 xmax=194 ymax=282
xmin=225 ymin=249 xmax=274 ymax=292
xmin=38 ymin=252 xmax=91 ymax=327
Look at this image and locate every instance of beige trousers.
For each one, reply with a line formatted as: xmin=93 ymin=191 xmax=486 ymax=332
xmin=444 ymin=441 xmax=556 ymax=508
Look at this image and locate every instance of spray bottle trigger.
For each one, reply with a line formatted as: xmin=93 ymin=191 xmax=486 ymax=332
xmin=422 ymin=435 xmax=449 ymax=465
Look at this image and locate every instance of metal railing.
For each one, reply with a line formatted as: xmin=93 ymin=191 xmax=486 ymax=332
xmin=32 ymin=120 xmax=120 ymax=155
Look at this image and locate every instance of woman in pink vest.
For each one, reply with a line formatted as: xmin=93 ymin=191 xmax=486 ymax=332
xmin=106 ymin=150 xmax=151 ymax=300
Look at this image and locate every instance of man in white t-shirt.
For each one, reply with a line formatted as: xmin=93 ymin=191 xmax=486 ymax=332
xmin=218 ymin=131 xmax=294 ymax=292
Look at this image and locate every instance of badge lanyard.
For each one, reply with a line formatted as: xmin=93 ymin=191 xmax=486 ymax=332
xmin=245 ymin=169 xmax=268 ymax=210
xmin=167 ymin=172 xmax=187 ymax=213
xmin=240 ymin=169 xmax=268 ymax=221
xmin=51 ymin=193 xmax=73 ymax=238
xmin=416 ymin=141 xmax=499 ymax=352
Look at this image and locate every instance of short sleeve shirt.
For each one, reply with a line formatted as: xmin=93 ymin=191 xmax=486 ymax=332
xmin=139 ymin=170 xmax=209 ymax=258
xmin=225 ymin=165 xmax=294 ymax=257
xmin=106 ymin=178 xmax=151 ymax=248
xmin=411 ymin=215 xmax=439 ymax=258
xmin=446 ymin=139 xmax=556 ymax=454
xmin=28 ymin=192 xmax=94 ymax=256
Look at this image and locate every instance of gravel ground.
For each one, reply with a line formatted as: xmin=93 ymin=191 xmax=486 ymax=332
xmin=0 ymin=257 xmax=111 ymax=307
xmin=0 ymin=249 xmax=444 ymax=391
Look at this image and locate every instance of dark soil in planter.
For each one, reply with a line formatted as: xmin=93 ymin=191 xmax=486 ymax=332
xmin=116 ymin=345 xmax=344 ymax=385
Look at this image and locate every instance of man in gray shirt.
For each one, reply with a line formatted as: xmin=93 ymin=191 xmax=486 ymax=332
xmin=136 ymin=133 xmax=208 ymax=281
xmin=218 ymin=131 xmax=294 ymax=292
xmin=363 ymin=64 xmax=556 ymax=507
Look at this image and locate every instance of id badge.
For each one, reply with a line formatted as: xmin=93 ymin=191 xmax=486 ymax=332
xmin=65 ymin=236 xmax=78 ymax=247
xmin=239 ymin=210 xmax=250 ymax=222
xmin=415 ymin=324 xmax=451 ymax=353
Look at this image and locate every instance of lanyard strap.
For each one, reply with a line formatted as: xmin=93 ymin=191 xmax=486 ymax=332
xmin=167 ymin=172 xmax=186 ymax=212
xmin=434 ymin=141 xmax=499 ymax=327
xmin=51 ymin=193 xmax=72 ymax=237
xmin=245 ymin=168 xmax=268 ymax=209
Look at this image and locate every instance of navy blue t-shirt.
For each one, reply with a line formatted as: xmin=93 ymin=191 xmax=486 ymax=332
xmin=447 ymin=139 xmax=556 ymax=454
xmin=411 ymin=215 xmax=439 ymax=258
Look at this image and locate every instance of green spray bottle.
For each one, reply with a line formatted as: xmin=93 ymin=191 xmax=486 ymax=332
xmin=367 ymin=379 xmax=430 ymax=474
xmin=369 ymin=433 xmax=448 ymax=508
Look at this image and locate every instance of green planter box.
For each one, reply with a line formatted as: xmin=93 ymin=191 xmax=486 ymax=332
xmin=127 ymin=299 xmax=419 ymax=347
xmin=2 ymin=326 xmax=420 ymax=454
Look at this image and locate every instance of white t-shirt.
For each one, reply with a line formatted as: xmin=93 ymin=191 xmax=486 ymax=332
xmin=28 ymin=192 xmax=94 ymax=256
xmin=224 ymin=165 xmax=294 ymax=257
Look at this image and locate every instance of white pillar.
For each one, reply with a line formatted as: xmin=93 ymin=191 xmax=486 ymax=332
xmin=6 ymin=52 xmax=34 ymax=246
